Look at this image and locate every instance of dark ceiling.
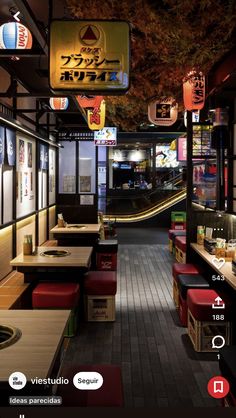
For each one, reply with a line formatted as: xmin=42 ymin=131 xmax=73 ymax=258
xmin=0 ymin=0 xmax=236 ymax=134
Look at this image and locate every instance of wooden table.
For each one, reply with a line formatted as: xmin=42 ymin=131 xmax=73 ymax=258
xmin=51 ymin=224 xmax=101 ymax=235
xmin=191 ymin=243 xmax=236 ymax=290
xmin=51 ymin=224 xmax=101 ymax=246
xmin=10 ymin=246 xmax=92 ymax=282
xmin=0 ymin=310 xmax=70 ymax=381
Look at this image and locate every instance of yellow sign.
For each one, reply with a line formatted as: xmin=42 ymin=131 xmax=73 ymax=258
xmin=87 ymin=99 xmax=106 ymax=130
xmin=50 ymin=20 xmax=130 ymax=94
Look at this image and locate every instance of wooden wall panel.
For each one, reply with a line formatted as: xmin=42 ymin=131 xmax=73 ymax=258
xmin=0 ymin=226 xmax=13 ymax=281
xmin=38 ymin=210 xmax=47 ymax=245
xmin=49 ymin=206 xmax=56 ymax=240
xmin=16 ymin=215 xmax=36 ymax=256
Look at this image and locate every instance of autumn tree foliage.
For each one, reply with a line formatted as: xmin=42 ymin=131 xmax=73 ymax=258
xmin=67 ymin=0 xmax=236 ymax=130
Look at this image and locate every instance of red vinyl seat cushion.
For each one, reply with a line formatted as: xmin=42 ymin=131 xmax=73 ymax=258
xmin=58 ymin=364 xmax=123 ymax=407
xmin=32 ymin=283 xmax=80 ymax=308
xmin=84 ymin=271 xmax=117 ymax=295
xmin=172 ymin=263 xmax=201 ymax=281
xmin=175 ymin=236 xmax=186 ymax=252
xmin=187 ymin=289 xmax=232 ymax=321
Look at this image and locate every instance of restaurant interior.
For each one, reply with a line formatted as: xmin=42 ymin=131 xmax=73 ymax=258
xmin=0 ymin=0 xmax=236 ymax=411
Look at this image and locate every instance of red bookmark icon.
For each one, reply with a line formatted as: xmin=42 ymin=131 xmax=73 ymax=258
xmin=207 ymin=376 xmax=230 ymax=399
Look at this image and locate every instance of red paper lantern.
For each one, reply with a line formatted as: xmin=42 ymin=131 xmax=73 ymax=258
xmin=76 ymin=95 xmax=103 ymax=109
xmin=183 ymin=71 xmax=205 ymax=111
xmin=49 ymin=97 xmax=69 ymax=110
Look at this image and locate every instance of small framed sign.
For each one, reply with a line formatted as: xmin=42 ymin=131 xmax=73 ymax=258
xmin=80 ymin=194 xmax=94 ymax=205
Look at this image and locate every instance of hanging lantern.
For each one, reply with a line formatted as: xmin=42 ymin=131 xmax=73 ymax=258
xmin=49 ymin=97 xmax=69 ymax=110
xmin=184 ymin=110 xmax=200 ymax=127
xmin=87 ymin=100 xmax=106 ymax=130
xmin=76 ymin=95 xmax=103 ymax=109
xmin=0 ymin=22 xmax=32 ymax=49
xmin=183 ymin=71 xmax=205 ymax=111
xmin=148 ymin=97 xmax=178 ymax=126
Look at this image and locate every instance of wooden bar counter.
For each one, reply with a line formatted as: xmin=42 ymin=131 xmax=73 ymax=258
xmin=191 ymin=243 xmax=236 ymax=290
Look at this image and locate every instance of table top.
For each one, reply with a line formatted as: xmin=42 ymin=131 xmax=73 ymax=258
xmin=0 ymin=310 xmax=70 ymax=381
xmin=191 ymin=243 xmax=236 ymax=291
xmin=51 ymin=224 xmax=101 ymax=234
xmin=10 ymin=246 xmax=92 ymax=268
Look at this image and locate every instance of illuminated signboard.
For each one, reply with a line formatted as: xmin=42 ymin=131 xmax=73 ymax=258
xmin=148 ymin=97 xmax=178 ymax=126
xmin=87 ymin=99 xmax=106 ymax=130
xmin=94 ymin=127 xmax=117 ymax=146
xmin=50 ymin=20 xmax=130 ymax=94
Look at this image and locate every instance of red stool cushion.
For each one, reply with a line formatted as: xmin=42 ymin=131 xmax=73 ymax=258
xmin=58 ymin=364 xmax=123 ymax=407
xmin=187 ymin=289 xmax=232 ymax=321
xmin=175 ymin=236 xmax=186 ymax=252
xmin=32 ymin=283 xmax=80 ymax=308
xmin=84 ymin=271 xmax=117 ymax=295
xmin=172 ymin=263 xmax=201 ymax=281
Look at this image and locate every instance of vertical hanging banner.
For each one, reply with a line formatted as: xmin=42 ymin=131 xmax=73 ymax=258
xmin=0 ymin=126 xmax=5 ymax=165
xmin=148 ymin=97 xmax=178 ymax=126
xmin=183 ymin=71 xmax=205 ymax=110
xmin=6 ymin=128 xmax=16 ymax=166
xmin=49 ymin=20 xmax=130 ymax=94
xmin=87 ymin=99 xmax=106 ymax=130
xmin=39 ymin=144 xmax=49 ymax=169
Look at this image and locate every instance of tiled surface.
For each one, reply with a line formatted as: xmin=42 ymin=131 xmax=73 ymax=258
xmin=64 ymin=243 xmax=219 ymax=407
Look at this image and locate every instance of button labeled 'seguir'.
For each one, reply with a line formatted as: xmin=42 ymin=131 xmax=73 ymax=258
xmin=73 ymin=372 xmax=103 ymax=390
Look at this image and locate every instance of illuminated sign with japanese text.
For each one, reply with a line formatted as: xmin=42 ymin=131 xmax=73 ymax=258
xmin=87 ymin=99 xmax=106 ymax=130
xmin=94 ymin=127 xmax=117 ymax=146
xmin=148 ymin=97 xmax=178 ymax=126
xmin=50 ymin=20 xmax=130 ymax=94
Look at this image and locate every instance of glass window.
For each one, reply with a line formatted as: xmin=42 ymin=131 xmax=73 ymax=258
xmin=59 ymin=141 xmax=76 ymax=194
xmin=79 ymin=141 xmax=96 ymax=194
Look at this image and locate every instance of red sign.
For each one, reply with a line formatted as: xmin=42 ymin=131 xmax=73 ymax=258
xmin=183 ymin=71 xmax=205 ymax=111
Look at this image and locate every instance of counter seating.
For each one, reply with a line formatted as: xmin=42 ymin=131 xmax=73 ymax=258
xmin=42 ymin=240 xmax=58 ymax=247
xmin=84 ymin=271 xmax=117 ymax=321
xmin=219 ymin=346 xmax=236 ymax=406
xmin=172 ymin=263 xmax=201 ymax=308
xmin=32 ymin=282 xmax=80 ymax=337
xmin=57 ymin=364 xmax=123 ymax=407
xmin=175 ymin=236 xmax=186 ymax=263
xmin=177 ymin=274 xmax=210 ymax=326
xmin=168 ymin=230 xmax=186 ymax=254
xmin=187 ymin=289 xmax=232 ymax=352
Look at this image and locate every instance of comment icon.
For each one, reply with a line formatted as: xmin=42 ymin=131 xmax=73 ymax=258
xmin=212 ymin=335 xmax=225 ymax=349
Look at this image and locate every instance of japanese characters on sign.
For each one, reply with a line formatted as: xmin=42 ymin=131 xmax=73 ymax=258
xmin=148 ymin=97 xmax=178 ymax=126
xmin=50 ymin=21 xmax=130 ymax=93
xmin=87 ymin=99 xmax=106 ymax=130
xmin=183 ymin=71 xmax=205 ymax=111
xmin=94 ymin=127 xmax=117 ymax=146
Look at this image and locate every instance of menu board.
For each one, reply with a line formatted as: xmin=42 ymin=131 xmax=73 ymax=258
xmin=16 ymin=135 xmax=36 ymax=218
xmin=49 ymin=147 xmax=56 ymax=205
xmin=192 ymin=125 xmax=216 ymax=157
